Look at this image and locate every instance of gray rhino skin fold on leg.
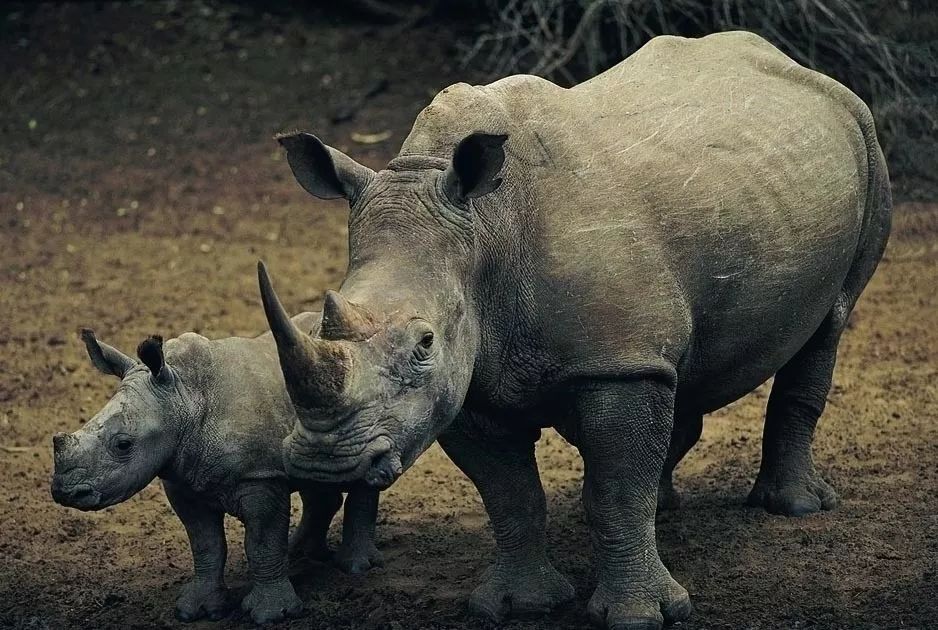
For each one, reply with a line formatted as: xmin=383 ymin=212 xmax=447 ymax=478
xmin=261 ymin=31 xmax=892 ymax=629
xmin=49 ymin=314 xmax=384 ymax=625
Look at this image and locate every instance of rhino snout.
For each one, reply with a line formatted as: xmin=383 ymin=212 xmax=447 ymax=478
xmin=50 ymin=469 xmax=102 ymax=510
xmin=363 ymin=448 xmax=403 ymax=489
xmin=283 ymin=429 xmax=398 ymax=485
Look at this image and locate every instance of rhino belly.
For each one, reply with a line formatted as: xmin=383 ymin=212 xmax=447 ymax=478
xmin=674 ymin=233 xmax=857 ymax=414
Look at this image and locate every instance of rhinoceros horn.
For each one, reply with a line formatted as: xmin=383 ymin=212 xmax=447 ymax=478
xmin=321 ymin=290 xmax=378 ymax=341
xmin=257 ymin=261 xmax=349 ymax=409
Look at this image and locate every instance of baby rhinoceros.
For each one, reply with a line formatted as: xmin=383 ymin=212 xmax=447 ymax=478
xmin=50 ymin=320 xmax=383 ymax=624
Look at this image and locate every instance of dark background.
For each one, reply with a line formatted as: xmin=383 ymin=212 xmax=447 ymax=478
xmin=1 ymin=2 xmax=936 ymax=629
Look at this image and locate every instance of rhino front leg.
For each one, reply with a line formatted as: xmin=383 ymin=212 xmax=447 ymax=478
xmin=439 ymin=410 xmax=574 ymax=622
xmin=575 ymin=378 xmax=692 ymax=630
xmin=237 ymin=481 xmax=304 ymax=624
xmin=334 ymin=487 xmax=383 ymax=574
xmin=163 ymin=481 xmax=230 ymax=622
xmin=290 ymin=488 xmax=343 ymax=561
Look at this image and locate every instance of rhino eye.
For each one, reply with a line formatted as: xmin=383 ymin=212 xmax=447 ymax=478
xmin=109 ymin=434 xmax=135 ymax=457
xmin=411 ymin=331 xmax=435 ymax=368
xmin=419 ymin=332 xmax=434 ymax=349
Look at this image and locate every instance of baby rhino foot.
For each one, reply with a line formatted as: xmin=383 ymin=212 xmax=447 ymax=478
xmin=589 ymin=575 xmax=691 ymax=630
xmin=175 ymin=579 xmax=229 ymax=622
xmin=240 ymin=579 xmax=303 ymax=625
xmin=334 ymin=540 xmax=383 ymax=575
xmin=747 ymin=469 xmax=838 ymax=516
xmin=468 ymin=554 xmax=575 ymax=622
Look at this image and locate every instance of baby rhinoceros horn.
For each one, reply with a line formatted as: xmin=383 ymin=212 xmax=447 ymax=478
xmin=257 ymin=261 xmax=351 ymax=410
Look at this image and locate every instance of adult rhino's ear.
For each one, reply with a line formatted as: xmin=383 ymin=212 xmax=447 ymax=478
xmin=136 ymin=335 xmax=170 ymax=384
xmin=80 ymin=328 xmax=136 ymax=379
xmin=443 ymin=132 xmax=508 ymax=203
xmin=276 ymin=131 xmax=375 ymax=203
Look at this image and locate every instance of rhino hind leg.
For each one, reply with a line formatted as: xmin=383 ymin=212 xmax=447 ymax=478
xmin=747 ymin=296 xmax=852 ymax=516
xmin=749 ymin=164 xmax=891 ymax=517
xmin=658 ymin=409 xmax=703 ymax=512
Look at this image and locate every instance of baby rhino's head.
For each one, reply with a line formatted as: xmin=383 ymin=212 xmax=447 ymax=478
xmin=51 ymin=330 xmax=197 ymax=511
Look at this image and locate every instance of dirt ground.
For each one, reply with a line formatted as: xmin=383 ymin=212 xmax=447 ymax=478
xmin=1 ymin=3 xmax=936 ymax=629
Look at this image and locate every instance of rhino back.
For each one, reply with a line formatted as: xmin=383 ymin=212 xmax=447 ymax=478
xmin=417 ymin=33 xmax=880 ymax=411
xmin=541 ymin=32 xmax=873 ymax=404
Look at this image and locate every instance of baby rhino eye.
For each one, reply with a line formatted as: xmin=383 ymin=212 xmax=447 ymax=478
xmin=419 ymin=332 xmax=434 ymax=349
xmin=110 ymin=435 xmax=134 ymax=456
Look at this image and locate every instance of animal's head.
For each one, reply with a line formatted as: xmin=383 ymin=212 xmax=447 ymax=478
xmin=263 ymin=130 xmax=508 ymax=487
xmin=51 ymin=330 xmax=196 ymax=510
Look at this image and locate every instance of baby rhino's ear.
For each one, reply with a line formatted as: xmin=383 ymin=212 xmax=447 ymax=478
xmin=136 ymin=336 xmax=171 ymax=384
xmin=80 ymin=328 xmax=136 ymax=378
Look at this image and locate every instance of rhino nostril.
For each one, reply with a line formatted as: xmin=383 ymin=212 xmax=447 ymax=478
xmin=71 ymin=486 xmax=93 ymax=500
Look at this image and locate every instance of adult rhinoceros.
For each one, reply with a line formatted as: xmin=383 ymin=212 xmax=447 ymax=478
xmin=258 ymin=31 xmax=891 ymax=629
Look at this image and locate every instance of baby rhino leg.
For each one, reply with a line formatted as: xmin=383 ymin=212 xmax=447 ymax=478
xmin=237 ymin=481 xmax=304 ymax=624
xmin=164 ymin=480 xmax=230 ymax=622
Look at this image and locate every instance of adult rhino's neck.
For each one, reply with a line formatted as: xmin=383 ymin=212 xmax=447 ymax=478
xmin=464 ymin=184 xmax=545 ymax=410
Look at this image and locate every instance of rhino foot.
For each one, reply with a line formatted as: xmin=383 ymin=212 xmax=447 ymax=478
xmin=175 ymin=579 xmax=230 ymax=622
xmin=240 ymin=579 xmax=304 ymax=625
xmin=334 ymin=540 xmax=383 ymax=575
xmin=468 ymin=555 xmax=574 ymax=622
xmin=588 ymin=574 xmax=691 ymax=630
xmin=747 ymin=469 xmax=838 ymax=516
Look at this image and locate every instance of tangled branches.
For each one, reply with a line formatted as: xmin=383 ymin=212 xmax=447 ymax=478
xmin=461 ymin=0 xmax=937 ymax=194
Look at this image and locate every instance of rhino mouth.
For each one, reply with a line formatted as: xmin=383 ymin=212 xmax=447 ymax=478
xmin=50 ymin=478 xmax=103 ymax=511
xmin=283 ymin=430 xmax=402 ymax=488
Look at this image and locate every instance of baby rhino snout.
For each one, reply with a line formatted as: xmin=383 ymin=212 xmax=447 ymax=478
xmin=52 ymin=432 xmax=78 ymax=455
xmin=52 ymin=432 xmax=81 ymax=472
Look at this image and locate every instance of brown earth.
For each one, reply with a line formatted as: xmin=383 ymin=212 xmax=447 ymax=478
xmin=1 ymin=3 xmax=936 ymax=629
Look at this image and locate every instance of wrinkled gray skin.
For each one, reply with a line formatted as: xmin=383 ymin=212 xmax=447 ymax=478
xmin=262 ymin=33 xmax=891 ymax=629
xmin=50 ymin=317 xmax=384 ymax=625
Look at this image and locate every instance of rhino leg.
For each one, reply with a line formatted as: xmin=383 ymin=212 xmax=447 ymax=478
xmin=749 ymin=165 xmax=891 ymax=516
xmin=237 ymin=481 xmax=304 ymax=624
xmin=334 ymin=488 xmax=383 ymax=574
xmin=290 ymin=489 xmax=343 ymax=561
xmin=575 ymin=378 xmax=692 ymax=630
xmin=439 ymin=409 xmax=574 ymax=622
xmin=164 ymin=480 xmax=231 ymax=622
xmin=747 ymin=297 xmax=850 ymax=516
xmin=658 ymin=408 xmax=703 ymax=512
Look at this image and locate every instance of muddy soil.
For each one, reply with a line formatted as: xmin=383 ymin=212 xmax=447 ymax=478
xmin=1 ymin=3 xmax=936 ymax=629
